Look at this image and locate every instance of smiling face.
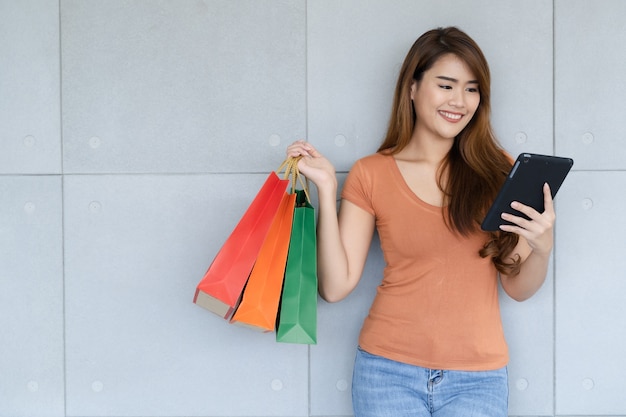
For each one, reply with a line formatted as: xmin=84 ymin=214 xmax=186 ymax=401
xmin=410 ymin=53 xmax=481 ymax=143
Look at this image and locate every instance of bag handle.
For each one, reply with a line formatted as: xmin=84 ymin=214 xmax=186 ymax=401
xmin=277 ymin=157 xmax=311 ymax=203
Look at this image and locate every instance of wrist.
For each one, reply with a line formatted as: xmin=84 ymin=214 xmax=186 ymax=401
xmin=316 ymin=181 xmax=338 ymax=202
xmin=529 ymin=247 xmax=552 ymax=260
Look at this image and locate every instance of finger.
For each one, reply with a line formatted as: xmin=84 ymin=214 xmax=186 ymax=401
xmin=286 ymin=141 xmax=312 ymax=157
xmin=542 ymin=182 xmax=554 ymax=214
xmin=286 ymin=148 xmax=307 ymax=158
xmin=297 ymin=143 xmax=322 ymax=158
xmin=305 ymin=144 xmax=321 ymax=157
xmin=508 ymin=200 xmax=540 ymax=221
xmin=500 ymin=211 xmax=532 ymax=231
xmin=504 ymin=204 xmax=554 ymax=231
xmin=498 ymin=218 xmax=539 ymax=243
xmin=500 ymin=207 xmax=553 ymax=238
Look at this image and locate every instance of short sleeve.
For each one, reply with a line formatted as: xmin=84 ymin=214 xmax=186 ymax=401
xmin=341 ymin=159 xmax=375 ymax=216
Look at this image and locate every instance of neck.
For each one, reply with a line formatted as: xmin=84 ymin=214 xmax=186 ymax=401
xmin=399 ymin=128 xmax=454 ymax=164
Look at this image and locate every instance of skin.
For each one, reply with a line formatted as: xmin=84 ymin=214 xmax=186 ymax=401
xmin=287 ymin=53 xmax=554 ymax=303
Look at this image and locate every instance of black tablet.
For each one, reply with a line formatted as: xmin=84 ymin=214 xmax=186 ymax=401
xmin=480 ymin=153 xmax=574 ymax=232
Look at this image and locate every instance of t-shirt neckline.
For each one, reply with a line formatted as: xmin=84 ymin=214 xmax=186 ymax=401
xmin=384 ymin=153 xmax=448 ymax=211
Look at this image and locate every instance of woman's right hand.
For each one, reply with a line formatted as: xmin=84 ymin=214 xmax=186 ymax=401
xmin=286 ymin=140 xmax=337 ymax=190
xmin=287 ymin=140 xmax=371 ymax=303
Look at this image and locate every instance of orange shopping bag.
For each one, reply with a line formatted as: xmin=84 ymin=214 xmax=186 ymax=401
xmin=193 ymin=171 xmax=289 ymax=319
xmin=230 ymin=190 xmax=296 ymax=331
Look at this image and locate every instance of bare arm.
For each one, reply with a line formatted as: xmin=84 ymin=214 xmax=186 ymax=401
xmin=286 ymin=141 xmax=375 ymax=302
xmin=499 ymin=183 xmax=555 ymax=301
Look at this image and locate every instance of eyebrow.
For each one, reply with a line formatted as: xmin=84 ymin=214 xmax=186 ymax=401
xmin=436 ymin=76 xmax=479 ymax=84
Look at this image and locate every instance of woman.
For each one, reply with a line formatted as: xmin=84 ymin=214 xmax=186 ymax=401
xmin=287 ymin=27 xmax=554 ymax=417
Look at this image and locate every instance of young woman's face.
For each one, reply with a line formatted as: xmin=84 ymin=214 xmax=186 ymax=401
xmin=410 ymin=53 xmax=481 ymax=142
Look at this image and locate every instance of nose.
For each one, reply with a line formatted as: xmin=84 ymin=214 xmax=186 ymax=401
xmin=448 ymin=89 xmax=466 ymax=108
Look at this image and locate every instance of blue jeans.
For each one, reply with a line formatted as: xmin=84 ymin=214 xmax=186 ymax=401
xmin=352 ymin=347 xmax=508 ymax=417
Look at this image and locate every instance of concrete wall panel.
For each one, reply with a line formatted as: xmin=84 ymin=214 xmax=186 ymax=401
xmin=555 ymin=171 xmax=626 ymax=414
xmin=0 ymin=177 xmax=64 ymax=416
xmin=61 ymin=0 xmax=306 ymax=174
xmin=64 ymin=174 xmax=308 ymax=416
xmin=0 ymin=0 xmax=61 ymax=174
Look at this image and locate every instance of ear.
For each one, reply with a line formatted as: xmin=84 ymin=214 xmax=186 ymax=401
xmin=409 ymin=81 xmax=417 ymax=100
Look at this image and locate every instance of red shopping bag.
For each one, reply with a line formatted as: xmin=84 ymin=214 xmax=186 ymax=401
xmin=194 ymin=172 xmax=289 ymax=319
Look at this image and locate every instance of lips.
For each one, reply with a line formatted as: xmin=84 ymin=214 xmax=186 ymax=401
xmin=439 ymin=110 xmax=463 ymax=122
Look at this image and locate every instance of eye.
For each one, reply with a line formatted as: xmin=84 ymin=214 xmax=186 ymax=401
xmin=439 ymin=84 xmax=452 ymax=90
xmin=466 ymin=86 xmax=479 ymax=93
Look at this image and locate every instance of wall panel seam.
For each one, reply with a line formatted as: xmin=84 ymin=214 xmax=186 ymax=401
xmin=58 ymin=0 xmax=68 ymax=415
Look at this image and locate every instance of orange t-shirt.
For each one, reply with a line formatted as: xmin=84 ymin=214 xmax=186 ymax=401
xmin=341 ymin=153 xmax=508 ymax=371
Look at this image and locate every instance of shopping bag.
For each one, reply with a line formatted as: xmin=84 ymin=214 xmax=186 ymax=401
xmin=194 ymin=171 xmax=289 ymax=319
xmin=276 ymin=186 xmax=318 ymax=344
xmin=230 ymin=190 xmax=296 ymax=331
xmin=230 ymin=157 xmax=302 ymax=331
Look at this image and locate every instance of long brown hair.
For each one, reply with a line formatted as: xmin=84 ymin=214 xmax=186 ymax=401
xmin=379 ymin=27 xmax=520 ymax=276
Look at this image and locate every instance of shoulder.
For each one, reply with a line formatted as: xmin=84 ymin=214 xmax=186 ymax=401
xmin=351 ymin=152 xmax=391 ymax=171
xmin=346 ymin=153 xmax=392 ymax=186
xmin=343 ymin=153 xmax=395 ymax=202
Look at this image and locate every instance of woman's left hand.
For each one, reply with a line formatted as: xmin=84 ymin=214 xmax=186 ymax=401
xmin=499 ymin=182 xmax=555 ymax=256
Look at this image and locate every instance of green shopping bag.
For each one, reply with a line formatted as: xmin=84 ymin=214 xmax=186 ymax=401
xmin=276 ymin=187 xmax=317 ymax=344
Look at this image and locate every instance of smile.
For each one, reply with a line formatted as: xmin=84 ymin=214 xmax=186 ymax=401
xmin=439 ymin=110 xmax=463 ymax=122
